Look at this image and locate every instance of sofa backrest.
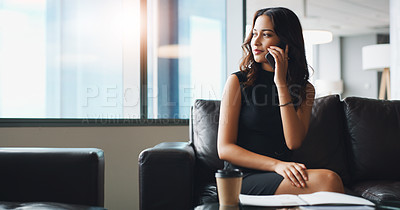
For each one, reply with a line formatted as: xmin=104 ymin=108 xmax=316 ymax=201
xmin=343 ymin=97 xmax=400 ymax=182
xmin=0 ymin=148 xmax=104 ymax=207
xmin=291 ymin=95 xmax=351 ymax=184
xmin=190 ymin=99 xmax=224 ymax=189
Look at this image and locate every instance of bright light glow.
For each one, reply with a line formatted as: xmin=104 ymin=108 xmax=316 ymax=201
xmin=303 ymin=30 xmax=333 ymax=45
xmin=121 ymin=0 xmax=141 ymax=118
xmin=0 ymin=4 xmax=46 ymax=117
xmin=0 ymin=0 xmax=141 ymax=118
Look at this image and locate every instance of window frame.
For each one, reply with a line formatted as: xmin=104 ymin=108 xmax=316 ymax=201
xmin=0 ymin=0 xmax=246 ymax=127
xmin=0 ymin=118 xmax=188 ymax=127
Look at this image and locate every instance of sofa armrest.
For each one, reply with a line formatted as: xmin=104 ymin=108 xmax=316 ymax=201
xmin=139 ymin=142 xmax=195 ymax=210
xmin=0 ymin=148 xmax=104 ymax=207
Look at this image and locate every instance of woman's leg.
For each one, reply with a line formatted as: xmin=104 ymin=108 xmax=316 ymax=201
xmin=274 ymin=169 xmax=344 ymax=195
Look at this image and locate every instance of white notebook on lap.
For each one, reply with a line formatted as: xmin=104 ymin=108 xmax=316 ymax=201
xmin=239 ymin=191 xmax=375 ymax=207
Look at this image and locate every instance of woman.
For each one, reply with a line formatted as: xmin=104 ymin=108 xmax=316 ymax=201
xmin=217 ymin=7 xmax=344 ymax=195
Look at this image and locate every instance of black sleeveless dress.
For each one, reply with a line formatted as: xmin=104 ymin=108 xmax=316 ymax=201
xmin=227 ymin=70 xmax=292 ymax=195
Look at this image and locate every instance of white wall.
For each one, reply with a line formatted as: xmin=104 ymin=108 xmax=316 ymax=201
xmin=341 ymin=35 xmax=378 ymax=98
xmin=390 ymin=0 xmax=400 ymax=99
xmin=317 ymin=36 xmax=341 ymax=81
xmin=0 ymin=126 xmax=188 ymax=210
xmin=312 ymin=37 xmax=343 ymax=98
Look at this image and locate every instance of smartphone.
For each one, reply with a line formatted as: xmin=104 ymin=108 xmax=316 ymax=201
xmin=265 ymin=42 xmax=286 ymax=70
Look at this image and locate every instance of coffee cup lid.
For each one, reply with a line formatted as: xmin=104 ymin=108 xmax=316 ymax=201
xmin=215 ymin=169 xmax=243 ymax=178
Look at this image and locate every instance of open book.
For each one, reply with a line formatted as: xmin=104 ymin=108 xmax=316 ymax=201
xmin=239 ymin=191 xmax=375 ymax=207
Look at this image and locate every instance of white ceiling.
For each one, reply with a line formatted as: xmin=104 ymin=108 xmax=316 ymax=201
xmin=246 ymin=0 xmax=390 ymax=36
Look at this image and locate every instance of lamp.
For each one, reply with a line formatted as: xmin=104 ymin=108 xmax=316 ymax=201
xmin=303 ymin=30 xmax=333 ymax=45
xmin=315 ymin=79 xmax=343 ymax=98
xmin=362 ymin=44 xmax=391 ymax=99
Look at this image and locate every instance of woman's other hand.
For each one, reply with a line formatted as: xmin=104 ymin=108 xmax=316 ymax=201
xmin=274 ymin=161 xmax=308 ymax=188
xmin=268 ymin=44 xmax=289 ymax=86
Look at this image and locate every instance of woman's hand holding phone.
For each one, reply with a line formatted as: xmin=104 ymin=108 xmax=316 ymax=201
xmin=266 ymin=44 xmax=289 ymax=86
xmin=265 ymin=42 xmax=286 ymax=69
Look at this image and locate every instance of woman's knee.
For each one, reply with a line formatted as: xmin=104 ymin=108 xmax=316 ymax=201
xmin=321 ymin=169 xmax=342 ymax=182
xmin=312 ymin=169 xmax=344 ymax=192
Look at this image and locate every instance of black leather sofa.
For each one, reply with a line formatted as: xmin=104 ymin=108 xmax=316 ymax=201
xmin=139 ymin=95 xmax=400 ymax=210
xmin=0 ymin=147 xmax=105 ymax=210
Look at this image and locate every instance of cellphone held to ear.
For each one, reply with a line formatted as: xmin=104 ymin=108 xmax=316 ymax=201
xmin=265 ymin=42 xmax=286 ymax=70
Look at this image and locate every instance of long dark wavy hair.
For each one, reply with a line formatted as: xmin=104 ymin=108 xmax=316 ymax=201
xmin=240 ymin=7 xmax=310 ymax=109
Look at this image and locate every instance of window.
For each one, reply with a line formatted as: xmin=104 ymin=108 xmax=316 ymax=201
xmin=0 ymin=0 xmax=140 ymax=119
xmin=147 ymin=0 xmax=226 ymax=119
xmin=0 ymin=0 xmax=227 ymax=125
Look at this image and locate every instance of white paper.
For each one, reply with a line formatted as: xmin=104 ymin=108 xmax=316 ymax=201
xmin=298 ymin=192 xmax=375 ymax=206
xmin=239 ymin=194 xmax=307 ymax=206
xmin=239 ymin=192 xmax=375 ymax=207
xmin=300 ymin=206 xmax=375 ymax=210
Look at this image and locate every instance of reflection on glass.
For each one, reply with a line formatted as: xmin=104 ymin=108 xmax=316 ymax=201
xmin=147 ymin=0 xmax=226 ymax=119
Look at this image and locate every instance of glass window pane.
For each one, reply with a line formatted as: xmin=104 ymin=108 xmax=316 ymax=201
xmin=147 ymin=0 xmax=226 ymax=119
xmin=0 ymin=0 xmax=140 ymax=119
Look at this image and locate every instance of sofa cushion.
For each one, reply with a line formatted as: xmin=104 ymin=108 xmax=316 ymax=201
xmin=351 ymin=181 xmax=400 ymax=203
xmin=191 ymin=100 xmax=224 ymax=187
xmin=292 ymin=95 xmax=351 ymax=184
xmin=343 ymin=97 xmax=400 ymax=182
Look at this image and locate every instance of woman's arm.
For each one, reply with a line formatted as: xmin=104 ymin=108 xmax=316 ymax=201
xmin=268 ymin=45 xmax=316 ymax=150
xmin=277 ymin=83 xmax=315 ymax=150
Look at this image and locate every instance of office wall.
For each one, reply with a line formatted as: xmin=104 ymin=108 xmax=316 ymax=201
xmin=317 ymin=36 xmax=341 ymax=81
xmin=0 ymin=126 xmax=188 ymax=210
xmin=314 ymin=35 xmax=379 ymax=99
xmin=391 ymin=0 xmax=400 ymax=99
xmin=341 ymin=35 xmax=378 ymax=98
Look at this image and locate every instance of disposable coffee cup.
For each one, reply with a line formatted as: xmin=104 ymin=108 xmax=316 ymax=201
xmin=215 ymin=169 xmax=243 ymax=206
